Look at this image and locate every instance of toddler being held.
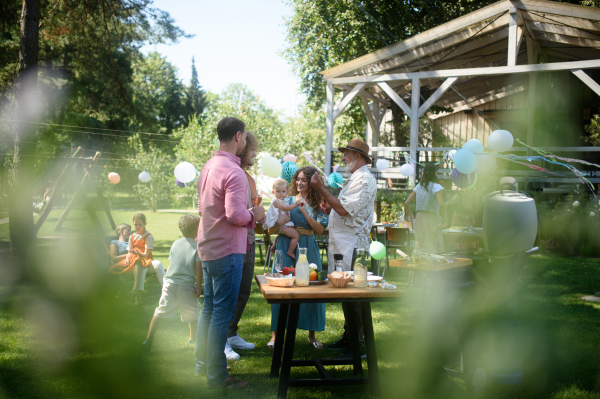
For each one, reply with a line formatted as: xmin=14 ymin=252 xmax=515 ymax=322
xmin=263 ymin=179 xmax=304 ymax=259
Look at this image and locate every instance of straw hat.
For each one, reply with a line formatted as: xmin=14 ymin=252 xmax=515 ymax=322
xmin=337 ymin=138 xmax=372 ymax=164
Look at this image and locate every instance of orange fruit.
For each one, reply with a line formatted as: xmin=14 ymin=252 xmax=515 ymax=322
xmin=309 ymin=270 xmax=318 ymax=281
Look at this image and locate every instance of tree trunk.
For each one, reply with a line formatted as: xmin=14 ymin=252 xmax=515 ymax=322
xmin=9 ymin=0 xmax=40 ymax=257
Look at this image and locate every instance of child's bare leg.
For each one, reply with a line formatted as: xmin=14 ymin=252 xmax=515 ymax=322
xmin=189 ymin=320 xmax=198 ymax=341
xmin=281 ymin=227 xmax=300 ymax=259
xmin=146 ymin=316 xmax=161 ymax=340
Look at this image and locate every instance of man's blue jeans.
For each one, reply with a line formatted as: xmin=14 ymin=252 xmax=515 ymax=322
xmin=195 ymin=253 xmax=243 ymax=386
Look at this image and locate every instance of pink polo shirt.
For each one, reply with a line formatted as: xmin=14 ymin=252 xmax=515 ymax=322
xmin=196 ymin=151 xmax=255 ymax=261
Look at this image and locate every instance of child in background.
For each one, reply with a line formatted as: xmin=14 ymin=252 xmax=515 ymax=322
xmin=264 ymin=179 xmax=304 ymax=259
xmin=110 ymin=213 xmax=162 ymax=305
xmin=142 ymin=214 xmax=203 ymax=353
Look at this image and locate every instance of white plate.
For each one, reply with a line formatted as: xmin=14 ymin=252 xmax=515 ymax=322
xmin=351 ymin=275 xmax=383 ymax=281
xmin=345 ymin=271 xmax=373 ymax=275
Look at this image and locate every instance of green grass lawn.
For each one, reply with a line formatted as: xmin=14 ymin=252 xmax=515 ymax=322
xmin=2 ymin=209 xmax=600 ymax=398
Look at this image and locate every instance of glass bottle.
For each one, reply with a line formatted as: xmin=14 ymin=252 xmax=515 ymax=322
xmin=353 ymin=249 xmax=368 ymax=288
xmin=412 ymin=241 xmax=422 ymax=264
xmin=334 ymin=254 xmax=343 ymax=273
xmin=397 ymin=210 xmax=404 ymax=227
xmin=295 ymin=248 xmax=310 ymax=287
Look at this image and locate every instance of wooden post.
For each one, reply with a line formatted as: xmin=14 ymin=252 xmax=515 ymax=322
xmin=410 ymin=77 xmax=420 ymax=183
xmin=34 ymin=146 xmax=82 ymax=234
xmin=54 ymin=152 xmax=101 ymax=231
xmin=325 ymin=82 xmax=335 ymax=176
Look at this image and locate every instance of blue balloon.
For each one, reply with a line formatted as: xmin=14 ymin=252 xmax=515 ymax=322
xmin=280 ymin=161 xmax=299 ymax=183
xmin=453 ymin=149 xmax=478 ymax=174
xmin=328 ymin=172 xmax=344 ymax=188
xmin=462 ymin=139 xmax=484 ymax=154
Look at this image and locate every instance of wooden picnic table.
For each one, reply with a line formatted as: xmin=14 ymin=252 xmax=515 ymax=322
xmin=255 ymin=275 xmax=405 ymax=398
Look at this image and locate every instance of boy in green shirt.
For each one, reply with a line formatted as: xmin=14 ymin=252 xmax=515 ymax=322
xmin=142 ymin=215 xmax=202 ymax=352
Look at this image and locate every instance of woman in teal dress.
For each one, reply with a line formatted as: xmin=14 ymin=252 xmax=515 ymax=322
xmin=268 ymin=167 xmax=328 ymax=349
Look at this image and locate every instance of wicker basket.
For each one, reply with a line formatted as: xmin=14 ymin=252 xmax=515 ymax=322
xmin=265 ymin=276 xmax=296 ymax=287
xmin=327 ymin=274 xmax=352 ymax=288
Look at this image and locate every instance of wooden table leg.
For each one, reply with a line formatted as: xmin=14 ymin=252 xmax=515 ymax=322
xmin=346 ymin=302 xmax=363 ymax=375
xmin=361 ymin=302 xmax=381 ymax=397
xmin=277 ymin=303 xmax=300 ymax=399
xmin=270 ymin=303 xmax=289 ymax=378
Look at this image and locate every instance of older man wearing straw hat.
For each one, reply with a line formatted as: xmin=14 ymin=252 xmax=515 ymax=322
xmin=311 ymin=138 xmax=377 ymax=360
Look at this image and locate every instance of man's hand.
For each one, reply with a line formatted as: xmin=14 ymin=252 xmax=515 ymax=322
xmin=252 ymin=206 xmax=266 ymax=224
xmin=310 ymin=172 xmax=325 ymax=191
xmin=320 ymin=202 xmax=332 ymax=215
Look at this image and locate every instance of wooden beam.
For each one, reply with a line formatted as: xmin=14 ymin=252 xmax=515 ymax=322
xmin=513 ymin=0 xmax=600 ymax=23
xmin=436 ymin=72 xmax=528 ymax=105
xmin=329 ymin=58 xmax=600 ymax=84
xmin=339 ymin=84 xmax=389 ymax=105
xmin=325 ymin=83 xmax=334 ymax=176
xmin=431 ymin=85 xmax=528 ymax=117
xmin=377 ymin=82 xmax=412 ymax=115
xmin=508 ymin=7 xmax=519 ymax=66
xmin=333 ymin=83 xmax=365 ymax=119
xmin=320 ymin=1 xmax=512 ymax=79
xmin=520 ymin=10 xmax=600 ymax=33
xmin=409 ymin=77 xmax=420 ymax=165
xmin=361 ymin=96 xmax=379 ymax=140
xmin=572 ymin=68 xmax=600 ymax=97
xmin=529 ymin=21 xmax=600 ymax=41
xmin=534 ymin=32 xmax=600 ymax=49
xmin=349 ymin=15 xmax=511 ymax=77
xmin=418 ymin=77 xmax=458 ymax=117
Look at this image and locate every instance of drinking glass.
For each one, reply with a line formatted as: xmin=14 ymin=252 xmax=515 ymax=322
xmin=274 ymin=250 xmax=283 ymax=273
xmin=252 ymin=189 xmax=263 ymax=207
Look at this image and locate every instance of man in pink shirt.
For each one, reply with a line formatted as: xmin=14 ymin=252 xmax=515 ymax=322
xmin=194 ymin=117 xmax=265 ymax=389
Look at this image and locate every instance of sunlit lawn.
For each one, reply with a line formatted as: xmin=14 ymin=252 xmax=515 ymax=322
xmin=2 ymin=208 xmax=600 ymax=398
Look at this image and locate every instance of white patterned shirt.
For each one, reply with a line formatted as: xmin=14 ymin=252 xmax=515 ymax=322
xmin=338 ymin=165 xmax=378 ymax=250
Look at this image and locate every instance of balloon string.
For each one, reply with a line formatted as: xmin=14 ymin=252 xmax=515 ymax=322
xmin=402 ymin=152 xmax=425 ymax=167
xmin=302 ymin=152 xmax=329 ymax=179
xmin=515 ymin=138 xmax=552 ymax=155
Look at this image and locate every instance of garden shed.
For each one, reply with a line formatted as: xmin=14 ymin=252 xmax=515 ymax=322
xmin=321 ymin=0 xmax=600 ymax=189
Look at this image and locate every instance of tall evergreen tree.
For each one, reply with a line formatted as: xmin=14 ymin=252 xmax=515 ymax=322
xmin=184 ymin=57 xmax=207 ymax=122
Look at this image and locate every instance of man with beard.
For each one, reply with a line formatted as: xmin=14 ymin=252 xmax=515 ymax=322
xmin=194 ymin=117 xmax=266 ymax=389
xmin=311 ymin=138 xmax=377 ymax=360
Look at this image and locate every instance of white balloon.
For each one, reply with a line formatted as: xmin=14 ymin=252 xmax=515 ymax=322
xmin=453 ymin=149 xmax=478 ymax=174
xmin=488 ymin=130 xmax=514 ymax=152
xmin=475 ymin=155 xmax=497 ymax=176
xmin=462 ymin=139 xmax=484 ymax=154
xmin=261 ymin=156 xmax=283 ymax=178
xmin=376 ymin=159 xmax=389 ymax=171
xmin=138 ymin=171 xmax=151 ymax=183
xmin=448 ymin=149 xmax=457 ymax=161
xmin=174 ymin=162 xmax=197 ymax=183
xmin=399 ymin=163 xmax=415 ymax=177
xmin=283 ymin=154 xmax=297 ymax=163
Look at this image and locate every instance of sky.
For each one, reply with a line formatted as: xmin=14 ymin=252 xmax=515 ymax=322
xmin=142 ymin=0 xmax=305 ymax=117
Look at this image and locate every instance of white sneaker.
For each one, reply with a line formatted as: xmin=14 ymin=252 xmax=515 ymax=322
xmin=227 ymin=334 xmax=256 ymax=350
xmin=224 ymin=342 xmax=240 ymax=360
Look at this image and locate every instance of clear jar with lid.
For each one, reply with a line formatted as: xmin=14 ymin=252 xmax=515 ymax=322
xmin=333 ymin=254 xmax=343 ymax=273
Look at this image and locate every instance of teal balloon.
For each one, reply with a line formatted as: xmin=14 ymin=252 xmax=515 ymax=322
xmin=370 ymin=241 xmax=386 ymax=260
xmin=328 ymin=172 xmax=344 ymax=188
xmin=280 ymin=161 xmax=299 ymax=183
xmin=453 ymin=149 xmax=478 ymax=174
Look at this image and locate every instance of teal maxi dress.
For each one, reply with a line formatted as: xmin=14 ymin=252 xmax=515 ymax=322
xmin=271 ymin=196 xmax=328 ymax=332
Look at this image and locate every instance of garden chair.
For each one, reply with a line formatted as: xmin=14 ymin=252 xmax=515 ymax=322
xmin=255 ymin=223 xmax=272 ymax=268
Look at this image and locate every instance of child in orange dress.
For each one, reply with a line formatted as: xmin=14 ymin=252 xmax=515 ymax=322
xmin=110 ymin=213 xmax=157 ymax=304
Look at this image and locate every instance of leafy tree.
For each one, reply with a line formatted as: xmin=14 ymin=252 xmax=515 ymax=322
xmin=129 ymin=136 xmax=173 ymax=212
xmin=282 ymin=0 xmax=502 ymax=142
xmin=184 ymin=57 xmax=208 ymax=122
xmin=131 ymin=52 xmax=187 ymax=136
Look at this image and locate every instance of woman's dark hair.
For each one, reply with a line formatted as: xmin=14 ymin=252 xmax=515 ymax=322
xmin=239 ymin=132 xmax=259 ymax=170
xmin=217 ymin=117 xmax=245 ymax=142
xmin=115 ymin=223 xmax=131 ymax=237
xmin=289 ymin=166 xmax=322 ymax=211
xmin=419 ymin=163 xmax=439 ymax=192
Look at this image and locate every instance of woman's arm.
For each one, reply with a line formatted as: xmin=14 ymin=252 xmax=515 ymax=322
xmin=298 ymin=202 xmax=325 ymax=235
xmin=109 ymin=244 xmax=126 ymax=263
xmin=273 ymin=200 xmax=299 ymax=212
xmin=404 ymin=191 xmax=416 ymax=222
xmin=436 ymin=190 xmax=448 ymax=228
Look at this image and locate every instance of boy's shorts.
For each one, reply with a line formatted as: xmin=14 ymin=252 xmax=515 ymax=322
xmin=154 ymin=281 xmax=199 ymax=322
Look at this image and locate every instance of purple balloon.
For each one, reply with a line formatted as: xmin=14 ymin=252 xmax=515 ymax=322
xmin=451 ymin=168 xmax=476 ymax=189
xmin=175 ymin=179 xmax=186 ymax=188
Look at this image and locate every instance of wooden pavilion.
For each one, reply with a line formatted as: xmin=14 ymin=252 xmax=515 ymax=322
xmin=320 ymin=0 xmax=600 ymax=187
